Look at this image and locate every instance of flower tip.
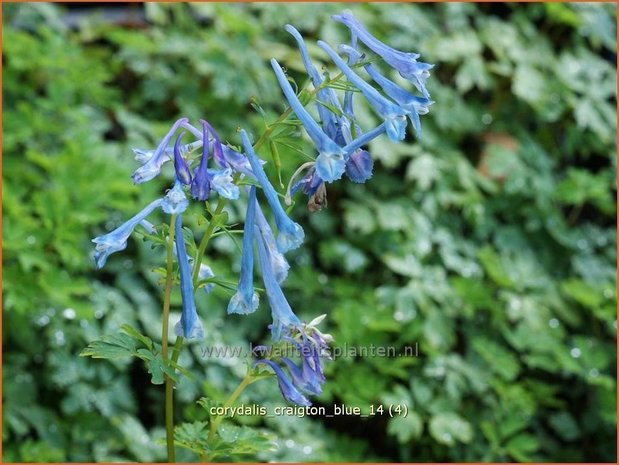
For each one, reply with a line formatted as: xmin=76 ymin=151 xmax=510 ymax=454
xmin=227 ymin=292 xmax=260 ymax=315
xmin=276 ymin=222 xmax=305 ymax=253
xmin=174 ymin=319 xmax=205 ymax=340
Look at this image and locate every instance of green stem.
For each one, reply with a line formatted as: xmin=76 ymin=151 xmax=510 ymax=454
xmin=192 ymin=197 xmax=228 ymax=287
xmin=208 ymin=374 xmax=255 ymax=442
xmin=162 ymin=214 xmax=177 ymax=463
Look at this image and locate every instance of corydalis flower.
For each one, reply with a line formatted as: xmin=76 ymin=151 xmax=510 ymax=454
xmin=92 ymin=198 xmax=163 ymax=269
xmin=191 ymin=120 xmax=239 ymax=201
xmin=162 ymin=180 xmax=189 ymax=215
xmin=255 ymin=202 xmax=290 ymax=284
xmin=318 ymin=41 xmax=407 ymax=142
xmin=332 ymin=11 xmax=434 ymax=98
xmin=174 ymin=215 xmax=204 ymax=339
xmin=228 ymin=186 xmax=260 ymax=315
xmin=270 ymin=59 xmax=346 ymax=183
xmin=240 ymin=129 xmax=304 ymax=253
xmin=132 ymin=118 xmax=189 ymax=184
xmin=255 ymin=219 xmax=301 ymax=340
xmin=173 ymin=132 xmax=192 ymax=185
xmin=255 ymin=359 xmax=311 ymax=406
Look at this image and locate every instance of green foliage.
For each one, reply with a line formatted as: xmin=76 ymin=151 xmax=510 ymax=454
xmin=3 ymin=2 xmax=616 ymax=463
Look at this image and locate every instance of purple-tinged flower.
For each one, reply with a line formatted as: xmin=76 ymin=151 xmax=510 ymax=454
xmin=240 ymin=129 xmax=305 ymax=252
xmin=173 ymin=215 xmax=204 ymax=339
xmin=254 ymin=359 xmax=311 ymax=406
xmin=228 ymin=186 xmax=260 ymax=315
xmin=132 ymin=118 xmax=189 ymax=184
xmin=200 ymin=119 xmax=226 ymax=168
xmin=345 ymin=149 xmax=374 ymax=183
xmin=92 ymin=198 xmax=163 ymax=269
xmin=191 ymin=122 xmax=212 ymax=201
xmin=173 ymin=132 xmax=192 ymax=185
xmin=318 ymin=41 xmax=407 ymax=142
xmin=332 ymin=11 xmax=434 ymax=98
xmin=281 ymin=357 xmax=322 ymax=396
xmin=162 ymin=180 xmax=189 ymax=215
xmin=255 ymin=221 xmax=301 ymax=340
xmin=255 ymin=201 xmax=290 ymax=284
xmin=364 ymin=63 xmax=433 ymax=138
xmin=270 ymin=59 xmax=346 ymax=183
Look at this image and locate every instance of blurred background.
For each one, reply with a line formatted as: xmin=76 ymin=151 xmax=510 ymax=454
xmin=3 ymin=2 xmax=617 ymax=462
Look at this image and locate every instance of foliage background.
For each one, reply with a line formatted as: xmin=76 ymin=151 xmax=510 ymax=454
xmin=3 ymin=2 xmax=617 ymax=462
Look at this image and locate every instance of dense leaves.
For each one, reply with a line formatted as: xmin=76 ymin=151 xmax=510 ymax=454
xmin=3 ymin=3 xmax=616 ymax=462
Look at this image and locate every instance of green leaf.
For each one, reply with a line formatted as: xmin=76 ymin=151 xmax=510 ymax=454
xmin=429 ymin=412 xmax=473 ymax=446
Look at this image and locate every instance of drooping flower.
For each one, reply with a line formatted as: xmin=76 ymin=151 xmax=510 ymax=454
xmin=254 ymin=359 xmax=311 ymax=406
xmin=191 ymin=121 xmax=240 ymax=201
xmin=228 ymin=186 xmax=260 ymax=315
xmin=285 ymin=25 xmax=343 ymax=144
xmin=363 ymin=63 xmax=434 ymax=138
xmin=132 ymin=117 xmax=189 ymax=184
xmin=173 ymin=215 xmax=204 ymax=339
xmin=270 ymin=59 xmax=346 ymax=183
xmin=332 ymin=11 xmax=434 ymax=98
xmin=318 ymin=41 xmax=408 ymax=142
xmin=255 ymin=201 xmax=290 ymax=284
xmin=345 ymin=149 xmax=374 ymax=183
xmin=191 ymin=122 xmax=212 ymax=201
xmin=255 ymin=220 xmax=301 ymax=340
xmin=92 ymin=198 xmax=163 ymax=269
xmin=240 ymin=129 xmax=304 ymax=253
xmin=161 ymin=180 xmax=189 ymax=215
xmin=173 ymin=132 xmax=192 ymax=185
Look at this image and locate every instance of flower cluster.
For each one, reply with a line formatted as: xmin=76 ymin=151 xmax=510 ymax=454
xmin=91 ymin=11 xmax=433 ymax=407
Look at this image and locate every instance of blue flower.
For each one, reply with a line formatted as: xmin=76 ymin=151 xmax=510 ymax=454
xmin=240 ymin=129 xmax=305 ymax=253
xmin=345 ymin=149 xmax=374 ymax=183
xmin=332 ymin=11 xmax=434 ymax=98
xmin=254 ymin=359 xmax=311 ymax=406
xmin=285 ymin=25 xmax=342 ymax=144
xmin=92 ymin=198 xmax=163 ymax=269
xmin=173 ymin=132 xmax=192 ymax=185
xmin=270 ymin=59 xmax=346 ymax=183
xmin=255 ymin=219 xmax=301 ymax=340
xmin=197 ymin=263 xmax=215 ymax=294
xmin=209 ymin=168 xmax=239 ymax=200
xmin=173 ymin=215 xmax=204 ymax=340
xmin=228 ymin=186 xmax=260 ymax=315
xmin=364 ymin=63 xmax=434 ymax=138
xmin=318 ymin=41 xmax=408 ymax=142
xmin=255 ymin=201 xmax=290 ymax=284
xmin=162 ymin=180 xmax=189 ymax=215
xmin=281 ymin=357 xmax=322 ymax=396
xmin=132 ymin=118 xmax=189 ymax=184
xmin=190 ymin=121 xmax=212 ymax=201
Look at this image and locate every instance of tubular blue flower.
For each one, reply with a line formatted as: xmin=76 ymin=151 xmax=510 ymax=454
xmin=254 ymin=359 xmax=311 ymax=406
xmin=332 ymin=11 xmax=434 ymax=98
xmin=191 ymin=122 xmax=212 ymax=201
xmin=317 ymin=41 xmax=408 ymax=142
xmin=256 ymin=222 xmax=301 ymax=340
xmin=345 ymin=149 xmax=374 ymax=183
xmin=240 ymin=129 xmax=305 ymax=253
xmin=92 ymin=198 xmax=163 ymax=269
xmin=228 ymin=186 xmax=260 ymax=315
xmin=255 ymin=201 xmax=290 ymax=284
xmin=173 ymin=215 xmax=204 ymax=340
xmin=285 ymin=25 xmax=341 ymax=142
xmin=270 ymin=59 xmax=346 ymax=183
xmin=364 ymin=63 xmax=434 ymax=138
xmin=200 ymin=119 xmax=227 ymax=168
xmin=132 ymin=117 xmax=189 ymax=184
xmin=162 ymin=180 xmax=189 ymax=214
xmin=173 ymin=132 xmax=192 ymax=185
xmin=209 ymin=168 xmax=239 ymax=200
xmin=281 ymin=357 xmax=322 ymax=396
